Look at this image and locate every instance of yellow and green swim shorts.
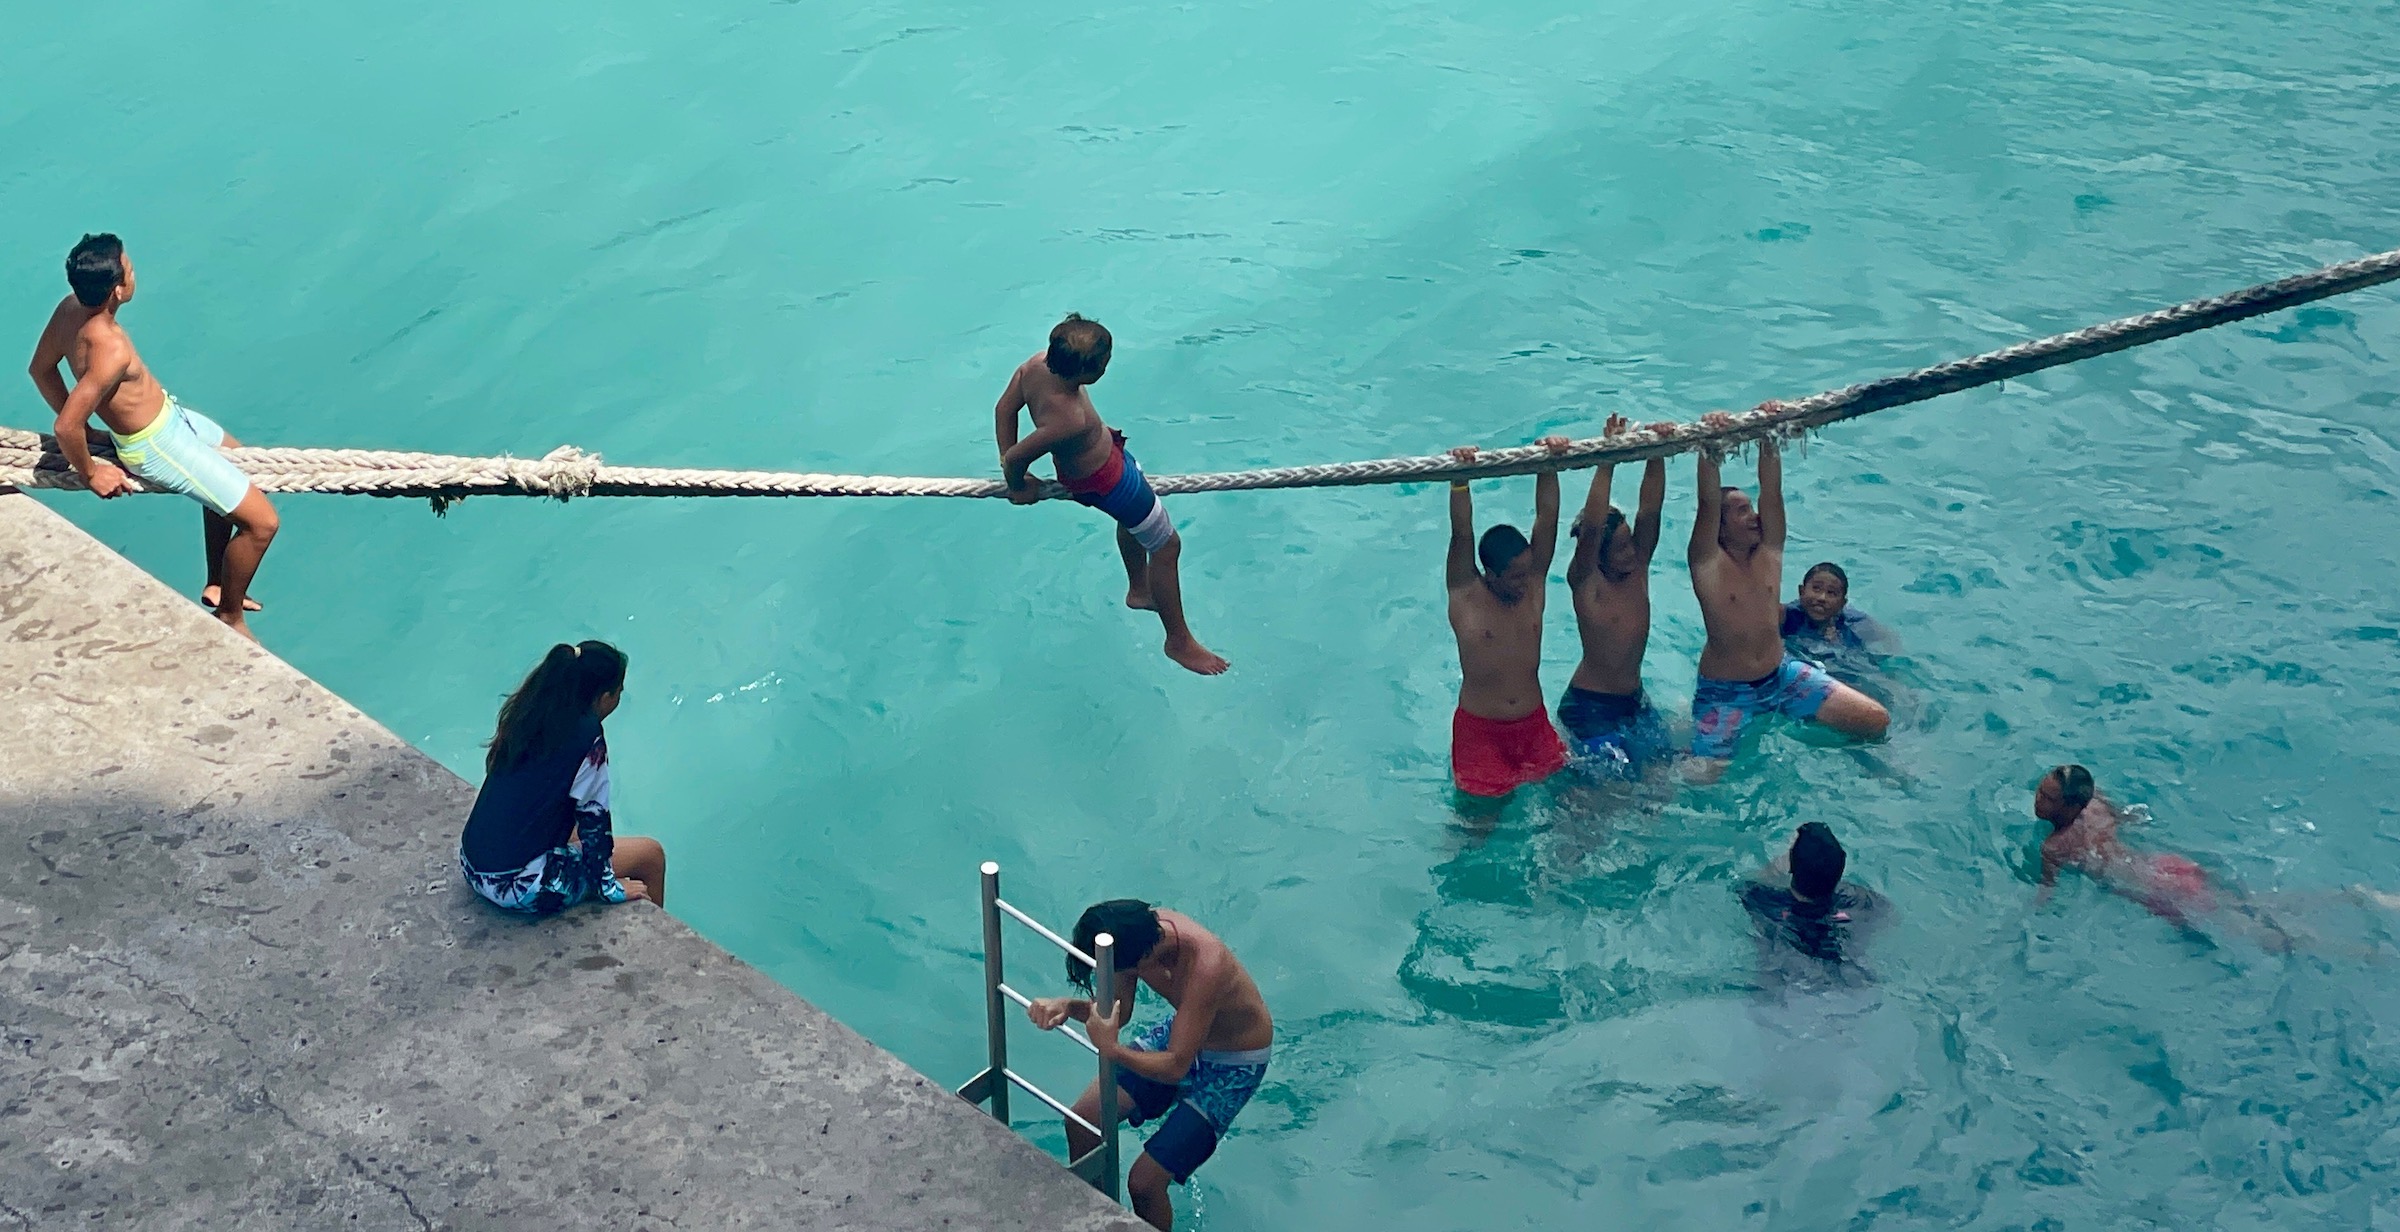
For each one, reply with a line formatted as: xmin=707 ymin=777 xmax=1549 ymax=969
xmin=109 ymin=394 xmax=252 ymax=516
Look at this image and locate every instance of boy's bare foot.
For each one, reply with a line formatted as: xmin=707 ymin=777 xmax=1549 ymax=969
xmin=200 ymin=585 xmax=263 ymax=612
xmin=1126 ymin=588 xmax=1158 ymax=612
xmin=213 ymin=610 xmax=259 ymax=642
xmin=1165 ymin=636 xmax=1229 ymax=676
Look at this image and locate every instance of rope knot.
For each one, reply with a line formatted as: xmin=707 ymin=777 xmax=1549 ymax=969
xmin=514 ymin=446 xmax=602 ymax=500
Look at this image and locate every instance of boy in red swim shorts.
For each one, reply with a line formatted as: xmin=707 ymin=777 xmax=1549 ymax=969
xmin=2036 ymin=765 xmax=2400 ymax=953
xmin=995 ymin=314 xmax=1227 ymax=676
xmin=1443 ymin=438 xmax=1573 ymax=807
xmin=2033 ymin=765 xmax=2225 ymax=923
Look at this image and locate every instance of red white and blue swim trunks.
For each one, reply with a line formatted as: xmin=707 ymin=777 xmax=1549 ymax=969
xmin=1062 ymin=429 xmax=1176 ymax=552
xmin=1691 ymin=654 xmax=1837 ymax=759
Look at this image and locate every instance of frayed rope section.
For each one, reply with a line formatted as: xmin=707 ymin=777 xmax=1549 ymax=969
xmin=4 ymin=246 xmax=2396 ymax=514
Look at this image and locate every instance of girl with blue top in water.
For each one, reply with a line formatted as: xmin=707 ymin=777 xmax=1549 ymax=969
xmin=459 ymin=641 xmax=668 ymax=913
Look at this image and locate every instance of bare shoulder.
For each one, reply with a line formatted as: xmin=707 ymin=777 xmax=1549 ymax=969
xmin=1016 ymin=358 xmax=1077 ymax=408
xmin=32 ymin=298 xmax=79 ymax=353
xmin=1166 ymin=910 xmax=1233 ymax=961
xmin=74 ymin=315 xmax=133 ymax=367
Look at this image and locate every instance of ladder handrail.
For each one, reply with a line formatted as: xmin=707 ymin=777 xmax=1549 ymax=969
xmin=958 ymin=861 xmax=1124 ymax=1205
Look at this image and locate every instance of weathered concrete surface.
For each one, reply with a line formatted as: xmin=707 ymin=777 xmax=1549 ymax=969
xmin=0 ymin=490 xmax=1141 ymax=1232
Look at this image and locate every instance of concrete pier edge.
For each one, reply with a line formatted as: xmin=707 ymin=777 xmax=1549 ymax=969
xmin=0 ymin=489 xmax=1142 ymax=1231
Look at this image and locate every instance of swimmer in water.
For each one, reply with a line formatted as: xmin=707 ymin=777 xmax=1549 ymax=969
xmin=1782 ymin=562 xmax=1898 ymax=657
xmin=2030 ymin=764 xmax=2335 ymax=953
xmin=1558 ymin=414 xmax=1678 ymax=782
xmin=995 ymin=314 xmax=1228 ymax=675
xmin=1443 ymin=436 xmax=1574 ymax=808
xmin=2033 ymin=765 xmax=2226 ymax=925
xmin=1740 ymin=821 xmax=1890 ymax=977
xmin=1027 ymin=900 xmax=1273 ymax=1232
xmin=1685 ymin=417 xmax=1888 ymax=780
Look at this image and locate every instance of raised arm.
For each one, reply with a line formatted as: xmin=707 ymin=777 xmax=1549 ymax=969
xmin=1566 ymin=420 xmax=1623 ymax=589
xmin=1757 ymin=437 xmax=1785 ymax=549
xmin=1689 ymin=449 xmax=1724 ymax=563
xmin=1527 ymin=435 xmax=1569 ymax=573
xmin=1529 ymin=471 xmax=1562 ymax=572
xmin=1445 ymin=447 xmax=1479 ymax=592
xmin=1566 ymin=460 xmax=1613 ymax=589
xmin=1633 ymin=456 xmax=1667 ymax=561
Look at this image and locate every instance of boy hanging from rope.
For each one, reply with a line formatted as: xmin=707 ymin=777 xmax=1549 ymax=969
xmin=995 ymin=314 xmax=1229 ymax=676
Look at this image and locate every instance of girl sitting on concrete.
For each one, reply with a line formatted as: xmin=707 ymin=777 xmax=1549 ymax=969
xmin=459 ymin=641 xmax=667 ymax=913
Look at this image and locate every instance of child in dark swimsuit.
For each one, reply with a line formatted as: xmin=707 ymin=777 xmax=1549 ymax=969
xmin=459 ymin=641 xmax=668 ymax=913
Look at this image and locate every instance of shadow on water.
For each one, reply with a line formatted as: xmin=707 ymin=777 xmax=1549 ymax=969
xmin=1399 ymin=773 xmax=1758 ymax=1029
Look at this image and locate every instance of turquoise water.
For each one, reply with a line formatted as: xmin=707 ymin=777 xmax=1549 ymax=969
xmin=10 ymin=0 xmax=2400 ymax=1226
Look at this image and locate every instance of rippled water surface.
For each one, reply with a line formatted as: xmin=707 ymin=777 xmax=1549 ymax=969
xmin=8 ymin=1 xmax=2400 ymax=1227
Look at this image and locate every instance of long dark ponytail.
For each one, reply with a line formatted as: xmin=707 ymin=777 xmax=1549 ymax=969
xmin=486 ymin=641 xmax=628 ymax=774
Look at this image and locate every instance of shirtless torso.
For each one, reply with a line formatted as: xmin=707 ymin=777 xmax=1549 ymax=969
xmin=1689 ymin=433 xmax=1787 ymax=682
xmin=1120 ymin=908 xmax=1273 ymax=1051
xmin=1567 ymin=424 xmax=1669 ymax=695
xmin=1451 ymin=576 xmax=1550 ymax=721
xmin=1446 ymin=444 xmax=1566 ymax=722
xmin=33 ymin=294 xmax=166 ymax=434
xmin=1692 ymin=547 xmax=1785 ymax=679
xmin=998 ymin=353 xmax=1116 ymax=489
xmin=2041 ymin=799 xmax=2216 ymax=922
xmin=1567 ymin=568 xmax=1649 ymax=695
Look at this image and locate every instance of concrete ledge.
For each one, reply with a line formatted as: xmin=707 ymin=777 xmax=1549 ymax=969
xmin=0 ymin=491 xmax=1141 ymax=1231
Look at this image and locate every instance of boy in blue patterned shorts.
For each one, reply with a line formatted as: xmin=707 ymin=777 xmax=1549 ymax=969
xmin=28 ymin=234 xmax=280 ymax=640
xmin=1684 ymin=413 xmax=1886 ymax=781
xmin=1028 ymin=899 xmax=1272 ymax=1231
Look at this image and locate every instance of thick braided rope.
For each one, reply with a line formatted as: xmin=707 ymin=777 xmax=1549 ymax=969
xmin=4 ymin=246 xmax=2395 ymax=503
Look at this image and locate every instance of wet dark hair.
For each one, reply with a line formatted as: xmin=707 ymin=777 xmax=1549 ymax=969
xmin=2048 ymin=764 xmax=2095 ymax=820
xmin=486 ymin=640 xmax=628 ymax=774
xmin=1478 ymin=524 xmax=1530 ymax=575
xmin=1592 ymin=508 xmax=1632 ymax=581
xmin=1802 ymin=562 xmax=1849 ymax=594
xmin=1790 ymin=822 xmax=1847 ymax=904
xmin=1045 ymin=313 xmax=1113 ymax=384
xmin=1068 ymin=899 xmax=1163 ymax=990
xmin=66 ymin=233 xmax=125 ymax=308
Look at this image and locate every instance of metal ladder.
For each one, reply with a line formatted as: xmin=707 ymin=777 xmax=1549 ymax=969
xmin=955 ymin=861 xmax=1125 ymax=1201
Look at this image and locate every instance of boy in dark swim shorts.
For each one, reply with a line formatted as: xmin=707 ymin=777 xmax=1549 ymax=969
xmin=1111 ymin=1016 xmax=1272 ymax=1184
xmin=1558 ymin=685 xmax=1673 ymax=780
xmin=1029 ymin=900 xmax=1273 ymax=1231
xmin=1561 ymin=413 xmax=1678 ymax=781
